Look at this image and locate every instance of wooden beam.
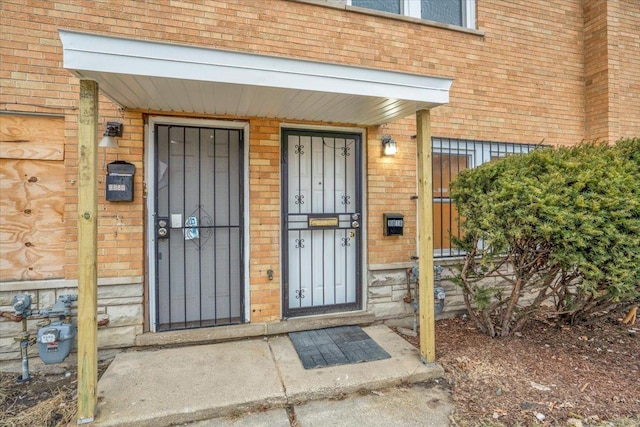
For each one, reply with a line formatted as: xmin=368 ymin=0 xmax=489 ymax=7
xmin=416 ymin=109 xmax=436 ymax=363
xmin=77 ymin=79 xmax=99 ymax=424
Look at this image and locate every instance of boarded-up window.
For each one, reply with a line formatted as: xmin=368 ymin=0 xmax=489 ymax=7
xmin=0 ymin=114 xmax=65 ymax=281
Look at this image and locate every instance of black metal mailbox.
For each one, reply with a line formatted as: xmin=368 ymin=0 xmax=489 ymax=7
xmin=383 ymin=213 xmax=404 ymax=236
xmin=106 ymin=161 xmax=135 ymax=202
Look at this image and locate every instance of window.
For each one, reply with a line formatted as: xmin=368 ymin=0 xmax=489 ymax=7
xmin=351 ymin=0 xmax=401 ymax=14
xmin=421 ymin=0 xmax=463 ymax=26
xmin=350 ymin=0 xmax=476 ymax=29
xmin=432 ymin=138 xmax=539 ymax=257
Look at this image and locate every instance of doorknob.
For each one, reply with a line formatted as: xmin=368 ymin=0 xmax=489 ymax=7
xmin=352 ymin=221 xmax=360 ymax=228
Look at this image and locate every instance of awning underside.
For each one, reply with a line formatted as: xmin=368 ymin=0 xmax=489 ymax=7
xmin=59 ymin=30 xmax=452 ymax=126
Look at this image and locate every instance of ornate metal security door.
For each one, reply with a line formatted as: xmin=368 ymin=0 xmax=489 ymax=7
xmin=155 ymin=125 xmax=243 ymax=331
xmin=282 ymin=129 xmax=362 ymax=317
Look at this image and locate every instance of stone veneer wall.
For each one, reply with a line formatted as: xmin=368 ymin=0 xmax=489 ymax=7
xmin=367 ymin=262 xmax=467 ymax=325
xmin=368 ymin=261 xmax=555 ymax=326
xmin=0 ymin=277 xmax=143 ymax=362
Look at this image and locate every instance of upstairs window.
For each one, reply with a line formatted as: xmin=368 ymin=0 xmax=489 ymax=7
xmin=351 ymin=0 xmax=401 ymax=14
xmin=421 ymin=0 xmax=463 ymax=26
xmin=350 ymin=0 xmax=476 ymax=29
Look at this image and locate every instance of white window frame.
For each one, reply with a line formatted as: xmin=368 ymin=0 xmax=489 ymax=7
xmin=348 ymin=0 xmax=476 ymax=30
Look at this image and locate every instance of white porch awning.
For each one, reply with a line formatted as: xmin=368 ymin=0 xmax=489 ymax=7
xmin=59 ymin=30 xmax=452 ymax=126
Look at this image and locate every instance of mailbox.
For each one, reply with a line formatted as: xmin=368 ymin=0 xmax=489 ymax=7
xmin=106 ymin=161 xmax=135 ymax=202
xmin=383 ymin=213 xmax=404 ymax=236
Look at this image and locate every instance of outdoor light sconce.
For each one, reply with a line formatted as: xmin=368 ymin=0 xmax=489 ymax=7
xmin=99 ymin=121 xmax=123 ymax=148
xmin=382 ymin=135 xmax=397 ymax=156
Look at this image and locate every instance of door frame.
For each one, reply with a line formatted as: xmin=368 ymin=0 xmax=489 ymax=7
xmin=280 ymin=124 xmax=368 ymax=319
xmin=145 ymin=116 xmax=250 ymax=332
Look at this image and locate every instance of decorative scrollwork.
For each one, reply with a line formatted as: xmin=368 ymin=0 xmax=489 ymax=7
xmin=295 ymin=144 xmax=305 ymax=155
xmin=295 ymin=194 xmax=305 ymax=205
xmin=295 ymin=238 xmax=305 ymax=248
xmin=341 ymin=195 xmax=351 ymax=205
xmin=341 ymin=237 xmax=351 ymax=247
xmin=342 ymin=145 xmax=351 ymax=157
xmin=186 ymin=204 xmax=214 ymax=250
xmin=295 ymin=288 xmax=306 ymax=299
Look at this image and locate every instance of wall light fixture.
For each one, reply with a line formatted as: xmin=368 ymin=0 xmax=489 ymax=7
xmin=382 ymin=135 xmax=397 ymax=156
xmin=99 ymin=121 xmax=123 ymax=148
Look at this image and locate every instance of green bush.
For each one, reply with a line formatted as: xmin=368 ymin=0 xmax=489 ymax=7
xmin=449 ymin=139 xmax=640 ymax=337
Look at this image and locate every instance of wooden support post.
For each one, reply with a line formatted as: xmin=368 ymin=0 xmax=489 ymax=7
xmin=77 ymin=79 xmax=99 ymax=424
xmin=416 ymin=109 xmax=436 ymax=364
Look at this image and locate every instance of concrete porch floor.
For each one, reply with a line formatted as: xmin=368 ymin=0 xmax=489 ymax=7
xmin=93 ymin=325 xmax=450 ymax=426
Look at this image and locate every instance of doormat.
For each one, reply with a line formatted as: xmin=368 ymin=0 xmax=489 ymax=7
xmin=288 ymin=325 xmax=391 ymax=370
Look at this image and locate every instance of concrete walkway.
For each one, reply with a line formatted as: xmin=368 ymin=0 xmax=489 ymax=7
xmin=94 ymin=325 xmax=453 ymax=426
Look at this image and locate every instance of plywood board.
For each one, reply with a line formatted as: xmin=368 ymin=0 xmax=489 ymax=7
xmin=0 ymin=114 xmax=65 ymax=160
xmin=0 ymin=158 xmax=65 ymax=281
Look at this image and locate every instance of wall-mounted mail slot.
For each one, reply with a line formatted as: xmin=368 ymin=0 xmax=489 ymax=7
xmin=309 ymin=217 xmax=339 ymax=227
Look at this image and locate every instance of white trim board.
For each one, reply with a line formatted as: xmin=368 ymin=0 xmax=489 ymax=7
xmin=59 ymin=30 xmax=452 ymax=126
xmin=145 ymin=116 xmax=251 ymax=331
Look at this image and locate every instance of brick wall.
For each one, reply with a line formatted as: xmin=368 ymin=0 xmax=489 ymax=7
xmin=584 ymin=0 xmax=612 ymax=141
xmin=66 ymin=109 xmax=145 ymax=280
xmin=248 ymin=119 xmax=282 ymax=323
xmin=1 ymin=0 xmax=638 ymax=353
xmin=584 ymin=0 xmax=640 ymax=142
xmin=2 ymin=0 xmax=589 ymax=147
xmin=366 ymin=118 xmax=419 ymax=265
xmin=608 ymin=0 xmax=640 ymax=141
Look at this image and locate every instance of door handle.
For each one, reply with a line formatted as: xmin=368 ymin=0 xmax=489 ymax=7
xmin=351 ymin=221 xmax=360 ymax=228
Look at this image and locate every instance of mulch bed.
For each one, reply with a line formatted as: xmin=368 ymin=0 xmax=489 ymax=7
xmin=396 ymin=310 xmax=639 ymax=426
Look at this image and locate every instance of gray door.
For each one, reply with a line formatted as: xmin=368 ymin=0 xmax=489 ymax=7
xmin=155 ymin=125 xmax=243 ymax=331
xmin=282 ymin=129 xmax=362 ymax=318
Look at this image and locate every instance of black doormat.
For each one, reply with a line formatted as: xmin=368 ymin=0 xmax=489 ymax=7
xmin=288 ymin=325 xmax=391 ymax=370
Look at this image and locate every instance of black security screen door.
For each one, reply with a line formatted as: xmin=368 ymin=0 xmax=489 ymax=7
xmin=155 ymin=125 xmax=243 ymax=331
xmin=282 ymin=129 xmax=362 ymax=318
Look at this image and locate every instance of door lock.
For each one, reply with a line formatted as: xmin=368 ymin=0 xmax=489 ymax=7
xmin=157 ymin=218 xmax=169 ymax=239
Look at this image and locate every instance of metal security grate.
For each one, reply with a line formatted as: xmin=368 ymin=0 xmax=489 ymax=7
xmin=282 ymin=130 xmax=362 ymax=318
xmin=432 ymin=137 xmax=540 ymax=258
xmin=155 ymin=125 xmax=244 ymax=331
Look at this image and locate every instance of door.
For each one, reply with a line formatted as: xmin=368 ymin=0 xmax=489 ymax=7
xmin=282 ymin=129 xmax=362 ymax=317
xmin=154 ymin=124 xmax=243 ymax=331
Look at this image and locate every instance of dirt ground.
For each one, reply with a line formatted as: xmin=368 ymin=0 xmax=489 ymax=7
xmin=1 ymin=310 xmax=638 ymax=427
xmin=397 ymin=308 xmax=640 ymax=426
xmin=0 ymin=360 xmax=111 ymax=427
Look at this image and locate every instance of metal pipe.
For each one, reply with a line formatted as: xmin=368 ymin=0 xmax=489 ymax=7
xmin=17 ymin=318 xmax=30 ymax=383
xmin=0 ymin=311 xmax=23 ymax=322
